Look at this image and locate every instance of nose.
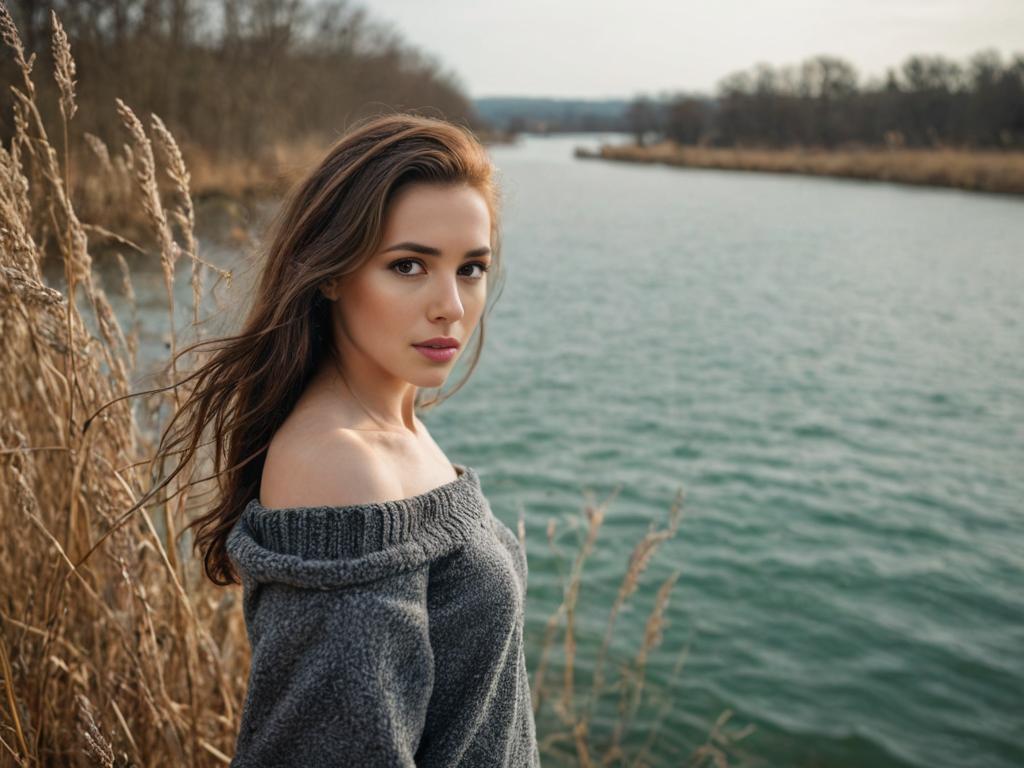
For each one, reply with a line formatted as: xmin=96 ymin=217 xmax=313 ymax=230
xmin=428 ymin=274 xmax=466 ymax=322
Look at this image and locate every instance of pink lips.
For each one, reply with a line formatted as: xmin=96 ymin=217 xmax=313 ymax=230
xmin=414 ymin=336 xmax=459 ymax=348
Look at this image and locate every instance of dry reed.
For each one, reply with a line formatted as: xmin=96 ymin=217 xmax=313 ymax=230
xmin=529 ymin=484 xmax=753 ymax=766
xmin=0 ymin=4 xmax=751 ymax=765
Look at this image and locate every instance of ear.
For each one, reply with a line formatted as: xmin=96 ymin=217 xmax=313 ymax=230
xmin=319 ymin=280 xmax=338 ymax=301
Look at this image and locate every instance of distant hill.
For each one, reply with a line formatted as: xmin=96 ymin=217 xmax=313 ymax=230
xmin=472 ymin=97 xmax=632 ymax=133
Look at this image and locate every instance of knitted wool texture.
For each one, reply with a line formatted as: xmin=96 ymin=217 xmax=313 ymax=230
xmin=226 ymin=463 xmax=542 ymax=767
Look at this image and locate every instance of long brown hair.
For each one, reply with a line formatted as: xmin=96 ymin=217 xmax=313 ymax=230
xmin=151 ymin=112 xmax=504 ymax=586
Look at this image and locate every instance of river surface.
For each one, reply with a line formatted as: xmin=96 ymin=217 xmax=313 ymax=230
xmin=89 ymin=132 xmax=1023 ymax=768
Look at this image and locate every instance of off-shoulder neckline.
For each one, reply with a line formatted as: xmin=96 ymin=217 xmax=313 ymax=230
xmin=229 ymin=462 xmax=489 ymax=586
xmin=249 ymin=462 xmax=469 ymax=515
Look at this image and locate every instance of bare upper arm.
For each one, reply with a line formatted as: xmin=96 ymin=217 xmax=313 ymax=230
xmin=258 ymin=428 xmax=404 ymax=509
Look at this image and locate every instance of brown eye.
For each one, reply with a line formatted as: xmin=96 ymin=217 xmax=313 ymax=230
xmin=390 ymin=259 xmax=425 ymax=276
xmin=460 ymin=262 xmax=490 ymax=279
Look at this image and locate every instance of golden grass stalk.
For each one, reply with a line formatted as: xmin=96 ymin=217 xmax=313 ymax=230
xmin=587 ymin=488 xmax=685 ymax=722
xmin=49 ymin=10 xmax=76 ymax=123
xmin=610 ymin=568 xmax=682 ymax=752
xmin=114 ymin=99 xmax=179 ymax=359
xmin=76 ymin=693 xmax=115 ymax=768
xmin=529 ymin=480 xmax=751 ymax=766
xmin=151 ymin=113 xmax=207 ymax=326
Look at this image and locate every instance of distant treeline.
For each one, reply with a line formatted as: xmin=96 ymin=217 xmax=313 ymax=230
xmin=626 ymin=51 xmax=1024 ymax=150
xmin=0 ymin=0 xmax=483 ymax=161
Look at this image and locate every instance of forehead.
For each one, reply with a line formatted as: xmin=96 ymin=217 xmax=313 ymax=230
xmin=381 ymin=183 xmax=490 ymax=239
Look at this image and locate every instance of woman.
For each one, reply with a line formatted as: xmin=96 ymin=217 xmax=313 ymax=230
xmin=178 ymin=113 xmax=541 ymax=766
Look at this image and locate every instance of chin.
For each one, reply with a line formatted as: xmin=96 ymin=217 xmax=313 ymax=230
xmin=411 ymin=370 xmax=450 ymax=388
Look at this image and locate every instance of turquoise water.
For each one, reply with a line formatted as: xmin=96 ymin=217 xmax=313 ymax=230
xmin=87 ymin=132 xmax=1023 ymax=767
xmin=439 ymin=134 xmax=1024 ymax=768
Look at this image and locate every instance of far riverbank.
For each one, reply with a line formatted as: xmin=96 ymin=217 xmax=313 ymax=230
xmin=575 ymin=140 xmax=1024 ymax=197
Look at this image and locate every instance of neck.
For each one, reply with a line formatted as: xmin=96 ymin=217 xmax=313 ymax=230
xmin=322 ymin=351 xmax=420 ymax=435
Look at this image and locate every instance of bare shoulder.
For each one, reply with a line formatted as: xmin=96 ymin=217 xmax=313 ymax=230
xmin=259 ymin=424 xmax=404 ymax=510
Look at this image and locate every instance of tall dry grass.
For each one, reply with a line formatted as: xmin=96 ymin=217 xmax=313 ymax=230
xmin=526 ymin=488 xmax=753 ymax=768
xmin=579 ymin=139 xmax=1024 ymax=196
xmin=2 ymin=6 xmax=243 ymax=765
xmin=0 ymin=5 xmax=750 ymax=766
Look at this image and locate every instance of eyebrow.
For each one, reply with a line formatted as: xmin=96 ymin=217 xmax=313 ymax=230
xmin=382 ymin=241 xmax=491 ymax=259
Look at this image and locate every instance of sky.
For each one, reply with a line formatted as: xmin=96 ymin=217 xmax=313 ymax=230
xmin=367 ymin=0 xmax=1024 ymax=99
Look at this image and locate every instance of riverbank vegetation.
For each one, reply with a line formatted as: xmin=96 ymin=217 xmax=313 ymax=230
xmin=0 ymin=5 xmax=750 ymax=765
xmin=1 ymin=0 xmax=487 ymax=158
xmin=606 ymin=51 xmax=1024 ymax=194
xmin=576 ymin=141 xmax=1024 ymax=196
xmin=627 ymin=51 xmax=1024 ymax=150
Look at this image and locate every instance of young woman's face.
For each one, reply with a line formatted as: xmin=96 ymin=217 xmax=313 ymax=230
xmin=329 ymin=181 xmax=492 ymax=388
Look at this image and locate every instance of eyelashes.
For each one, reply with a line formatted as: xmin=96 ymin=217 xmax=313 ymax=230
xmin=389 ymin=258 xmax=490 ymax=279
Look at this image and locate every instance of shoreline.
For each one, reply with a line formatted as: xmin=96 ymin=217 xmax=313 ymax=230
xmin=574 ymin=141 xmax=1024 ymax=197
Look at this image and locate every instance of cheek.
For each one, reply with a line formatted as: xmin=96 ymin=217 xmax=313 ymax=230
xmin=339 ymin=275 xmax=413 ymax=340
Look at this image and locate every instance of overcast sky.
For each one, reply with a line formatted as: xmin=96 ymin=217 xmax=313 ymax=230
xmin=368 ymin=0 xmax=1024 ymax=99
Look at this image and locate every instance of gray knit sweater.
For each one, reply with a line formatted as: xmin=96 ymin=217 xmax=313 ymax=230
xmin=225 ymin=463 xmax=541 ymax=767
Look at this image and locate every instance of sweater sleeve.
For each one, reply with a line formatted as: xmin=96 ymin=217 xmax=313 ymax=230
xmin=230 ymin=571 xmax=434 ymax=767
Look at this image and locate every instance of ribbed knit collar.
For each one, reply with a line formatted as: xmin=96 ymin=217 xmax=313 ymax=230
xmin=226 ymin=463 xmax=490 ymax=589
